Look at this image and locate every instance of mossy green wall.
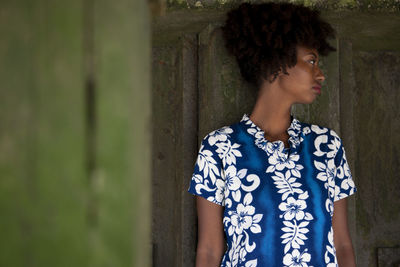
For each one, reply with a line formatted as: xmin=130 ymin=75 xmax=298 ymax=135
xmin=0 ymin=0 xmax=151 ymax=266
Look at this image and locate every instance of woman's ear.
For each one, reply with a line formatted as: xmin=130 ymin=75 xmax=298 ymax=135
xmin=268 ymin=69 xmax=282 ymax=83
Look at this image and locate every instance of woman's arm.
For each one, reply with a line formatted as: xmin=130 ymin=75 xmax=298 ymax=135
xmin=195 ymin=196 xmax=226 ymax=267
xmin=332 ymin=198 xmax=356 ymax=267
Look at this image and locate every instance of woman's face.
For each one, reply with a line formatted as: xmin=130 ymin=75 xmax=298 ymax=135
xmin=277 ymin=45 xmax=325 ymax=104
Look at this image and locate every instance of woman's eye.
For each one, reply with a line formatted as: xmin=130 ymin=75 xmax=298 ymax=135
xmin=309 ymin=59 xmax=316 ymax=65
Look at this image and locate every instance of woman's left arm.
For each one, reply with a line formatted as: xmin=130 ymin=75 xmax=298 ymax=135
xmin=332 ymin=198 xmax=356 ymax=267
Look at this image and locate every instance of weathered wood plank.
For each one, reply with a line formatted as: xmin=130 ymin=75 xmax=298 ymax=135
xmin=152 ymin=42 xmax=182 ymax=267
xmin=179 ymin=34 xmax=198 ymax=267
xmin=94 ymin=0 xmax=151 ymax=266
xmin=0 ymin=1 xmax=37 ymax=265
xmin=352 ymin=50 xmax=400 ymax=267
xmin=0 ymin=0 xmax=88 ymax=265
xmin=0 ymin=0 xmax=89 ymax=265
xmin=338 ymin=38 xmax=358 ymax=257
xmin=198 ymin=23 xmax=256 ymax=139
xmin=30 ymin=0 xmax=88 ymax=265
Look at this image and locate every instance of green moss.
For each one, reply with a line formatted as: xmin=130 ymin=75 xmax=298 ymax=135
xmin=166 ymin=0 xmax=400 ymax=11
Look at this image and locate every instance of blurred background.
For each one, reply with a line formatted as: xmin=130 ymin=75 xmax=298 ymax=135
xmin=1 ymin=0 xmax=399 ymax=266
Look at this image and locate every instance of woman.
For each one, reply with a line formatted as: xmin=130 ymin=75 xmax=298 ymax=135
xmin=188 ymin=2 xmax=357 ymax=266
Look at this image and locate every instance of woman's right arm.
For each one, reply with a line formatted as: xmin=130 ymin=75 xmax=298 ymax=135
xmin=195 ymin=196 xmax=226 ymax=267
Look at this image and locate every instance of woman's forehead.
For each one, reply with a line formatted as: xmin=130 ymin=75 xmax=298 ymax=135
xmin=297 ymin=45 xmax=319 ymax=57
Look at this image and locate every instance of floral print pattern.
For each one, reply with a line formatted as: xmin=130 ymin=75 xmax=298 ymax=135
xmin=188 ymin=114 xmax=356 ymax=266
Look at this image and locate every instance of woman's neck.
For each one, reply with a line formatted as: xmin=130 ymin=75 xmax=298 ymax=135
xmin=249 ymin=86 xmax=292 ymax=139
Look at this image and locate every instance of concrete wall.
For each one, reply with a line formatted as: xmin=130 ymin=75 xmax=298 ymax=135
xmin=152 ymin=3 xmax=400 ymax=266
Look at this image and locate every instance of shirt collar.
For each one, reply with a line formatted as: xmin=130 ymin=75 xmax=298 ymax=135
xmin=240 ymin=113 xmax=303 ymax=153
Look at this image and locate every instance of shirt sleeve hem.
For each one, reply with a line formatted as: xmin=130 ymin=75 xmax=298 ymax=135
xmin=333 ymin=187 xmax=357 ymax=202
xmin=187 ymin=188 xmax=225 ymax=207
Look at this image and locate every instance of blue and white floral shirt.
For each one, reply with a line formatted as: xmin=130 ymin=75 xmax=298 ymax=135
xmin=188 ymin=114 xmax=356 ymax=267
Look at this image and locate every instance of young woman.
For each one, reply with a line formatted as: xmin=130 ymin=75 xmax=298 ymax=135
xmin=188 ymin=2 xmax=357 ymax=266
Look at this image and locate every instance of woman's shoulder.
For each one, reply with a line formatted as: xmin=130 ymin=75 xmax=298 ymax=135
xmin=198 ymin=123 xmax=237 ymax=151
xmin=200 ymin=121 xmax=241 ymax=148
xmin=300 ymin=120 xmax=343 ymax=142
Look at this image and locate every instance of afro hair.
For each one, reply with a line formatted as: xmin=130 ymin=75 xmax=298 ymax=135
xmin=221 ymin=2 xmax=336 ymax=87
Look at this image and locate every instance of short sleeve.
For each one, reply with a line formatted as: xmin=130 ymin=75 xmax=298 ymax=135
xmin=187 ymin=134 xmax=226 ymax=206
xmin=333 ymin=141 xmax=357 ymax=202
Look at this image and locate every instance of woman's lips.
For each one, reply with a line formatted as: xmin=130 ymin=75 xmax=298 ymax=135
xmin=312 ymin=86 xmax=321 ymax=94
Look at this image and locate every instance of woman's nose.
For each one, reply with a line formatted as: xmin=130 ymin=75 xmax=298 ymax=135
xmin=316 ymin=67 xmax=325 ymax=83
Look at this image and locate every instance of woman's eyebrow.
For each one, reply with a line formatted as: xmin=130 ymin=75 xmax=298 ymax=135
xmin=308 ymin=52 xmax=319 ymax=59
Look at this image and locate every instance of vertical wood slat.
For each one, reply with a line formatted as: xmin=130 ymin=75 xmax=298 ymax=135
xmin=337 ymin=38 xmax=358 ymax=258
xmin=0 ymin=0 xmax=88 ymax=266
xmin=131 ymin=0 xmax=152 ymax=264
xmin=152 ymin=42 xmax=181 ymax=267
xmin=351 ymin=50 xmax=400 ymax=267
xmin=180 ymin=34 xmax=198 ymax=267
xmin=198 ymin=23 xmax=256 ymax=139
xmin=0 ymin=1 xmax=37 ymax=266
xmin=94 ymin=0 xmax=151 ymax=266
xmin=152 ymin=34 xmax=198 ymax=266
xmin=32 ymin=1 xmax=88 ymax=265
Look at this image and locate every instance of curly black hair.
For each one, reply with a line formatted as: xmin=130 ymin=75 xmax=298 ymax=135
xmin=221 ymin=2 xmax=336 ymax=87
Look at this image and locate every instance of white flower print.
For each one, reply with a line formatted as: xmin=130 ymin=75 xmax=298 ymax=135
xmin=340 ymin=175 xmax=355 ymax=191
xmin=335 ymin=152 xmax=351 ymax=179
xmin=283 ymin=249 xmax=311 ymax=267
xmin=227 ymin=195 xmax=263 ymax=235
xmin=270 ymin=170 xmax=304 ymax=201
xmin=314 ymin=158 xmax=337 ymax=199
xmin=281 ymin=220 xmax=310 ymax=253
xmin=215 ymin=178 xmax=226 ymax=204
xmin=325 ymin=228 xmax=337 ymax=266
xmin=327 ymin=135 xmax=341 ymax=159
xmin=216 ymin=140 xmax=242 ymax=165
xmin=279 ymin=197 xmax=307 ymax=221
xmin=266 ymin=141 xmax=285 ymax=155
xmin=226 ymin=233 xmax=243 ymax=267
xmin=289 ymin=136 xmax=301 ymax=147
xmin=220 ymin=167 xmax=261 ymax=266
xmin=311 ymin=124 xmax=328 ymax=134
xmin=224 ymin=166 xmax=242 ymax=190
xmin=290 ymin=163 xmax=304 ymax=178
xmin=196 ymin=144 xmax=220 ymax=184
xmin=225 ymin=231 xmax=257 ymax=267
xmin=267 ymin=151 xmax=295 ymax=171
xmin=245 ymin=259 xmax=258 ymax=267
xmin=194 ymin=176 xmax=215 ymax=195
xmin=188 ymin=114 xmax=357 ymax=266
xmin=222 ymin=165 xmax=242 ymax=202
xmin=334 ymin=181 xmax=355 ymax=202
xmin=220 ymin=167 xmax=258 ymax=203
xmin=314 ymin=159 xmax=335 ymax=183
xmin=192 ymin=174 xmax=203 ymax=184
xmin=208 ymin=126 xmax=233 ymax=146
xmin=302 ymin=126 xmax=311 ymax=135
xmin=313 ymin=135 xmax=328 ymax=157
xmin=325 ymin=198 xmax=334 ymax=216
xmin=343 ymin=158 xmax=352 ymax=177
xmin=289 ymin=118 xmax=302 ymax=133
xmin=241 ymin=174 xmax=261 ymax=192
